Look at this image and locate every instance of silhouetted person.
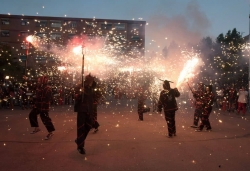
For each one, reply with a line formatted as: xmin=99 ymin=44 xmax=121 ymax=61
xmin=190 ymin=83 xmax=205 ymax=128
xmin=157 ymin=80 xmax=180 ymax=138
xmin=29 ymin=76 xmax=55 ymax=140
xmin=196 ymin=85 xmax=214 ymax=132
xmin=74 ymin=74 xmax=96 ymax=154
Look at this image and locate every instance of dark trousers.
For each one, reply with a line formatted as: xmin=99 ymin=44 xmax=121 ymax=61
xmin=193 ymin=108 xmax=202 ymax=126
xmin=138 ymin=112 xmax=143 ymax=120
xmin=29 ymin=108 xmax=55 ymax=132
xmin=238 ymin=102 xmax=246 ymax=114
xmin=138 ymin=104 xmax=144 ymax=120
xmin=93 ymin=104 xmax=100 ymax=129
xmin=76 ymin=112 xmax=93 ymax=148
xmin=199 ymin=107 xmax=212 ymax=130
xmin=164 ymin=110 xmax=176 ymax=136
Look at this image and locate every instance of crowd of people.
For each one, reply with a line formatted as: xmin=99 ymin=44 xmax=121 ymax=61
xmin=1 ymin=74 xmax=249 ymax=155
xmin=0 ymin=77 xmax=76 ymax=110
xmin=214 ymin=86 xmax=248 ymax=115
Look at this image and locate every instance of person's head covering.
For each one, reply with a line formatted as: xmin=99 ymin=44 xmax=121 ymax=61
xmin=206 ymin=85 xmax=213 ymax=92
xmin=163 ymin=80 xmax=173 ymax=90
xmin=84 ymin=74 xmax=94 ymax=86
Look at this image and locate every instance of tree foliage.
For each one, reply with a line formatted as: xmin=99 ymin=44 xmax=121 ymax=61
xmin=198 ymin=28 xmax=248 ymax=88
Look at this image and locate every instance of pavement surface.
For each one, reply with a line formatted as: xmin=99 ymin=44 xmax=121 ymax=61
xmin=0 ymin=97 xmax=250 ymax=171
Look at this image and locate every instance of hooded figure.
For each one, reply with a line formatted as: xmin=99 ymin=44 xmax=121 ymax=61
xmin=74 ymin=74 xmax=96 ymax=154
xmin=157 ymin=80 xmax=180 ymax=137
xmin=29 ymin=75 xmax=55 ymax=140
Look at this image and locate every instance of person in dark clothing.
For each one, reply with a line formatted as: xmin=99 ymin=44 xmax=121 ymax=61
xmin=7 ymin=85 xmax=15 ymax=109
xmin=190 ymin=83 xmax=205 ymax=128
xmin=29 ymin=76 xmax=55 ymax=140
xmin=228 ymin=87 xmax=237 ymax=112
xmin=74 ymin=74 xmax=96 ymax=155
xmin=92 ymin=80 xmax=101 ymax=133
xmin=137 ymin=86 xmax=148 ymax=121
xmin=157 ymin=80 xmax=180 ymax=138
xmin=196 ymin=85 xmax=214 ymax=132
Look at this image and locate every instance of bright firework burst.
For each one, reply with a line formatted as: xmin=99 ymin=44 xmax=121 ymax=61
xmin=176 ymin=50 xmax=202 ymax=88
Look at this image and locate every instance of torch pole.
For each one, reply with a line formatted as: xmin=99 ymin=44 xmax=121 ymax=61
xmin=187 ymin=82 xmax=194 ymax=94
xmin=81 ymin=46 xmax=84 ymax=102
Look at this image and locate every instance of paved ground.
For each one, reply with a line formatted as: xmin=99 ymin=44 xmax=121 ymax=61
xmin=0 ymin=97 xmax=250 ymax=171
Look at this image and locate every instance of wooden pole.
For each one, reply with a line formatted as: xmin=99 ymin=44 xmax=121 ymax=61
xmin=81 ymin=46 xmax=84 ymax=102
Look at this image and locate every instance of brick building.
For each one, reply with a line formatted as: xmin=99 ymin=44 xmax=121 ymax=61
xmin=0 ymin=14 xmax=146 ymax=68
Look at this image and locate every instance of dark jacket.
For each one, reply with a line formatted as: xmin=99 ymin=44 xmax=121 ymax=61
xmin=35 ymin=85 xmax=52 ymax=112
xmin=203 ymin=91 xmax=214 ymax=109
xmin=158 ymin=88 xmax=180 ymax=112
xmin=193 ymin=90 xmax=205 ymax=109
xmin=74 ymin=83 xmax=94 ymax=114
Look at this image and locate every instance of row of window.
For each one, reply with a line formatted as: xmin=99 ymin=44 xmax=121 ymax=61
xmin=1 ymin=30 xmax=141 ymax=42
xmin=1 ymin=18 xmax=139 ymax=30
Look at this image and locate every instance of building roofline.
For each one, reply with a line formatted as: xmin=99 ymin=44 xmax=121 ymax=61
xmin=0 ymin=14 xmax=146 ymax=24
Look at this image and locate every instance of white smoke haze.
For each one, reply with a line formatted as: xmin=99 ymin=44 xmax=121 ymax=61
xmin=141 ymin=0 xmax=210 ymax=88
xmin=25 ymin=0 xmax=212 ymax=98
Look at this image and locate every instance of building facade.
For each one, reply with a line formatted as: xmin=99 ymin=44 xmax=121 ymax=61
xmin=0 ymin=14 xmax=146 ymax=66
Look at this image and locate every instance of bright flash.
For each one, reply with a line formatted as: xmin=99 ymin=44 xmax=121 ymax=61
xmin=26 ymin=35 xmax=33 ymax=43
xmin=73 ymin=46 xmax=82 ymax=55
xmin=176 ymin=57 xmax=200 ymax=87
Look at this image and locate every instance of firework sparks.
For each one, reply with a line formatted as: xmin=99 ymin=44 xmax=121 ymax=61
xmin=176 ymin=51 xmax=202 ymax=87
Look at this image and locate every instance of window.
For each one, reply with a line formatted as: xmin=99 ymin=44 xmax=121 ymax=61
xmin=101 ymin=23 xmax=112 ymax=30
xmin=1 ymin=30 xmax=10 ymax=37
xmin=1 ymin=18 xmax=10 ymax=25
xmin=50 ymin=20 xmax=62 ymax=27
xmin=66 ymin=21 xmax=77 ymax=28
xmin=47 ymin=57 xmax=56 ymax=62
xmin=131 ymin=35 xmax=140 ymax=41
xmin=86 ymin=22 xmax=95 ymax=29
xmin=36 ymin=32 xmax=47 ymax=38
xmin=50 ymin=33 xmax=61 ymax=40
xmin=0 ymin=42 xmax=9 ymax=46
xmin=114 ymin=23 xmax=125 ymax=30
xmin=36 ymin=20 xmax=47 ymax=27
xmin=35 ymin=56 xmax=46 ymax=64
xmin=19 ymin=55 xmax=26 ymax=62
xmin=117 ymin=35 xmax=126 ymax=41
xmin=131 ymin=24 xmax=140 ymax=29
xmin=20 ymin=31 xmax=29 ymax=37
xmin=68 ymin=33 xmax=76 ymax=39
xmin=21 ymin=20 xmax=29 ymax=26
